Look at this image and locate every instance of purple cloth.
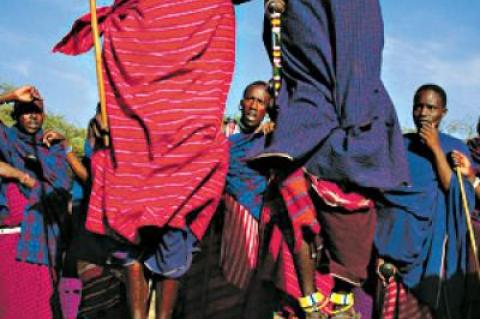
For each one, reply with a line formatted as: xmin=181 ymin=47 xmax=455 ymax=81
xmin=249 ymin=0 xmax=409 ymax=190
xmin=0 ymin=123 xmax=71 ymax=265
xmin=59 ymin=277 xmax=82 ymax=319
xmin=353 ymin=287 xmax=373 ymax=319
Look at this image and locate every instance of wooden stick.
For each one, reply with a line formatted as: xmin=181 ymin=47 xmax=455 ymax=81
xmin=89 ymin=0 xmax=109 ymax=147
xmin=456 ymin=167 xmax=480 ymax=280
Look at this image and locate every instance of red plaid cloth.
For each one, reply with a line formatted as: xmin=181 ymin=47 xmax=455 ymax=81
xmin=279 ymin=168 xmax=321 ymax=252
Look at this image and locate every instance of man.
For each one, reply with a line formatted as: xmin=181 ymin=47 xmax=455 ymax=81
xmin=467 ymin=118 xmax=480 ymax=207
xmin=375 ymin=84 xmax=476 ymax=319
xmin=0 ymin=86 xmax=71 ymax=319
xmin=221 ymin=80 xmax=271 ymax=289
xmin=462 ymin=117 xmax=480 ymax=318
xmin=249 ymin=1 xmax=409 ymax=318
xmin=54 ymin=1 xmax=235 ymax=318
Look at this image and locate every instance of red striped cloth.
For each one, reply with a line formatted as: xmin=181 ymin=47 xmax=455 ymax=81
xmin=382 ymin=277 xmax=433 ymax=319
xmin=268 ymin=223 xmax=334 ymax=301
xmin=310 ymin=176 xmax=373 ymax=212
xmin=220 ymin=194 xmax=259 ymax=289
xmin=54 ymin=0 xmax=235 ymax=242
xmin=261 ymin=202 xmax=334 ymax=306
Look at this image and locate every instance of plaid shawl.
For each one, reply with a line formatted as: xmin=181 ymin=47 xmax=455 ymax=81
xmin=0 ymin=123 xmax=71 ymax=265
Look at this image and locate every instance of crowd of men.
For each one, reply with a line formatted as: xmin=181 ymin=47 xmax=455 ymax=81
xmin=1 ymin=0 xmax=480 ymax=319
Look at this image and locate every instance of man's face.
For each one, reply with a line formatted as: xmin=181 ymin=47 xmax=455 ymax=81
xmin=17 ymin=101 xmax=45 ymax=135
xmin=412 ymin=89 xmax=446 ymax=131
xmin=240 ymin=85 xmax=270 ymax=131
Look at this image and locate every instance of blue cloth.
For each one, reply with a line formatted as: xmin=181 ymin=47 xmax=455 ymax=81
xmin=249 ymin=0 xmax=409 ymax=190
xmin=0 ymin=123 xmax=71 ymax=265
xmin=375 ymin=133 xmax=475 ymax=307
xmin=71 ymin=141 xmax=92 ymax=203
xmin=144 ymin=228 xmax=199 ymax=278
xmin=225 ymin=132 xmax=267 ymax=220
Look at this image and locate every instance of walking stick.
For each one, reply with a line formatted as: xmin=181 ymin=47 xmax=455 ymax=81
xmin=265 ymin=0 xmax=284 ymax=100
xmin=456 ymin=167 xmax=480 ymax=280
xmin=89 ymin=0 xmax=109 ymax=147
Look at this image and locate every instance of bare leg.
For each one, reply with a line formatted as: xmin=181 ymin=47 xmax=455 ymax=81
xmin=294 ymin=238 xmax=321 ymax=319
xmin=126 ymin=261 xmax=148 ymax=319
xmin=155 ymin=278 xmax=180 ymax=319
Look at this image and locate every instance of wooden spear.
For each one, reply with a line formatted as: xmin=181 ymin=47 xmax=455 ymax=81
xmin=89 ymin=0 xmax=109 ymax=146
xmin=456 ymin=167 xmax=480 ymax=280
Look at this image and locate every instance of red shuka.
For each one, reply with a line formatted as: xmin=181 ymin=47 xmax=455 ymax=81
xmin=54 ymin=0 xmax=235 ymax=243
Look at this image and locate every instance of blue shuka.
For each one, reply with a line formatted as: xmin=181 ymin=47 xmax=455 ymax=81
xmin=250 ymin=0 xmax=409 ymax=190
xmin=225 ymin=132 xmax=268 ymax=220
xmin=375 ymin=133 xmax=475 ymax=308
xmin=0 ymin=123 xmax=71 ymax=265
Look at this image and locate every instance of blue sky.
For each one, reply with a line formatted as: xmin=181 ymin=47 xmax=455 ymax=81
xmin=1 ymin=1 xmax=479 ymax=136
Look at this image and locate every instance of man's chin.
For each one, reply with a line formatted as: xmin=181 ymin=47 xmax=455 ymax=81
xmin=23 ymin=127 xmax=40 ymax=135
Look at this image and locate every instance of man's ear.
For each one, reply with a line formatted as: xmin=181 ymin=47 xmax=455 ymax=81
xmin=239 ymin=101 xmax=244 ymax=111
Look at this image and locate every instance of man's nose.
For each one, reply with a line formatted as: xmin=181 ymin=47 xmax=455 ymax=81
xmin=252 ymin=98 xmax=263 ymax=109
xmin=419 ymin=106 xmax=430 ymax=116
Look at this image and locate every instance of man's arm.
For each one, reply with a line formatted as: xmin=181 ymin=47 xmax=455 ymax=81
xmin=42 ymin=130 xmax=89 ymax=182
xmin=452 ymin=150 xmax=480 ymax=201
xmin=0 ymin=85 xmax=42 ymax=104
xmin=0 ymin=162 xmax=36 ymax=188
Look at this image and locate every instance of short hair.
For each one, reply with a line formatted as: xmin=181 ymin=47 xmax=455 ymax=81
xmin=477 ymin=116 xmax=480 ymax=135
xmin=242 ymin=80 xmax=269 ymax=98
xmin=413 ymin=83 xmax=447 ymax=108
xmin=11 ymin=100 xmax=44 ymax=120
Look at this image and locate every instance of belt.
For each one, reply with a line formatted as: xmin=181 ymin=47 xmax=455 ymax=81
xmin=0 ymin=226 xmax=21 ymax=235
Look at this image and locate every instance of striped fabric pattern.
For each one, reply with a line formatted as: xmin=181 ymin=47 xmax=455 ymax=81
xmin=268 ymin=223 xmax=334 ymax=300
xmin=220 ymin=194 xmax=259 ymax=289
xmin=382 ymin=277 xmax=433 ymax=319
xmin=310 ymin=176 xmax=373 ymax=211
xmin=54 ymin=0 xmax=235 ymax=243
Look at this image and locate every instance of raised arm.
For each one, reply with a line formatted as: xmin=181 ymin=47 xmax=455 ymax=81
xmin=0 ymin=85 xmax=42 ymax=104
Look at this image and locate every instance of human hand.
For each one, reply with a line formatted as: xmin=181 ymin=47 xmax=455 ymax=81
xmin=419 ymin=121 xmax=441 ymax=152
xmin=255 ymin=121 xmax=275 ymax=135
xmin=451 ymin=150 xmax=475 ymax=180
xmin=42 ymin=130 xmax=66 ymax=148
xmin=18 ymin=172 xmax=37 ymax=188
xmin=12 ymin=86 xmax=42 ymax=103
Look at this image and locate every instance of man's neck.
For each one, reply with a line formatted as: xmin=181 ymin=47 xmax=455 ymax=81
xmin=238 ymin=121 xmax=257 ymax=134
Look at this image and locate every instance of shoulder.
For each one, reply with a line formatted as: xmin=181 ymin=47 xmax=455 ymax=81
xmin=402 ymin=133 xmax=416 ymax=146
xmin=439 ymin=132 xmax=469 ymax=153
